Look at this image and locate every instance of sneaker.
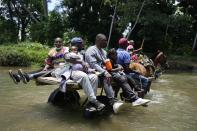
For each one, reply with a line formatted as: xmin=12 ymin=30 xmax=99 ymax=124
xmin=91 ymin=100 xmax=105 ymax=111
xmin=132 ymin=98 xmax=151 ymax=107
xmin=9 ymin=70 xmax=20 ymax=84
xmin=86 ymin=106 xmax=97 ymax=112
xmin=18 ymin=69 xmax=27 ymax=84
xmin=113 ymin=101 xmax=124 ymax=114
xmin=109 ymin=98 xmax=124 ymax=114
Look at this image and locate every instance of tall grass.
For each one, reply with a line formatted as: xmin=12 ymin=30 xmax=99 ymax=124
xmin=0 ymin=42 xmax=49 ymax=66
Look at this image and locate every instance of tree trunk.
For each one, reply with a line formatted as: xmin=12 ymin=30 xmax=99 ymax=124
xmin=22 ymin=6 xmax=39 ymax=23
xmin=21 ymin=21 xmax=26 ymax=41
xmin=7 ymin=1 xmax=13 ymax=21
xmin=192 ymin=32 xmax=197 ymax=52
xmin=43 ymin=0 xmax=48 ymax=18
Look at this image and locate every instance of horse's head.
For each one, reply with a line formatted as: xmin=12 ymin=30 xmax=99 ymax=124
xmin=153 ymin=52 xmax=169 ymax=69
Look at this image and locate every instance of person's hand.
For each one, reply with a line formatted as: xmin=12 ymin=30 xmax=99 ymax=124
xmin=82 ymin=62 xmax=89 ymax=72
xmin=43 ymin=67 xmax=48 ymax=71
xmin=43 ymin=65 xmax=49 ymax=71
xmin=117 ymin=65 xmax=124 ymax=71
xmin=104 ymin=71 xmax=112 ymax=84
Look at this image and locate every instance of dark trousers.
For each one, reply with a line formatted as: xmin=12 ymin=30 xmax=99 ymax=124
xmin=111 ymin=72 xmax=138 ymax=102
xmin=27 ymin=69 xmax=52 ymax=80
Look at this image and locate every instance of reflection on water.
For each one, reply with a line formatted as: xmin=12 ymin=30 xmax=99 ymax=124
xmin=0 ymin=67 xmax=197 ymax=131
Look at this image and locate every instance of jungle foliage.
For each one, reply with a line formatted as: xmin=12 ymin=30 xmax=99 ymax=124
xmin=0 ymin=0 xmax=196 ymax=55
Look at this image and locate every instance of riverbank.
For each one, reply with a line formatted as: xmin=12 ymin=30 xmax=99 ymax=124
xmin=0 ymin=43 xmax=197 ymax=71
xmin=0 ymin=43 xmax=48 ymax=66
xmin=167 ymin=55 xmax=197 ymax=72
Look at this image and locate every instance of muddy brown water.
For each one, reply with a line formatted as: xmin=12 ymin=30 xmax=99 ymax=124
xmin=0 ymin=67 xmax=197 ymax=131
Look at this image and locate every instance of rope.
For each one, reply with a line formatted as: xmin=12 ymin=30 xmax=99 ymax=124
xmin=107 ymin=0 xmax=118 ymax=49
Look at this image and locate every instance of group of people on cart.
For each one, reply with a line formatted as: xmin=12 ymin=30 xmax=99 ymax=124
xmin=9 ymin=33 xmax=166 ymax=115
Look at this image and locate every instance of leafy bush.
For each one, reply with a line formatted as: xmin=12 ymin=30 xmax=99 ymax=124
xmin=0 ymin=48 xmax=31 ymax=66
xmin=0 ymin=42 xmax=49 ymax=66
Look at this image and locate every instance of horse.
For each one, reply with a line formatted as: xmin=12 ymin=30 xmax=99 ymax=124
xmin=132 ymin=53 xmax=155 ymax=78
xmin=131 ymin=51 xmax=168 ymax=79
xmin=150 ymin=51 xmax=169 ymax=78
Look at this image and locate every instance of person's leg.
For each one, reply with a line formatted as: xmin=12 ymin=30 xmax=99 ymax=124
xmin=126 ymin=74 xmax=144 ymax=91
xmin=9 ymin=70 xmax=21 ymax=84
xmin=129 ymin=73 xmax=148 ymax=90
xmin=112 ymin=73 xmax=138 ymax=102
xmin=138 ymin=75 xmax=149 ymax=91
xmin=126 ymin=74 xmax=145 ymax=98
xmin=18 ymin=69 xmax=48 ymax=83
xmin=102 ymin=77 xmax=124 ymax=113
xmin=71 ymin=71 xmax=97 ymax=102
xmin=103 ymin=78 xmax=114 ymax=99
xmin=111 ymin=73 xmax=151 ymax=106
xmin=60 ymin=71 xmax=105 ymax=110
xmin=51 ymin=67 xmax=68 ymax=78
xmin=88 ymin=74 xmax=98 ymax=96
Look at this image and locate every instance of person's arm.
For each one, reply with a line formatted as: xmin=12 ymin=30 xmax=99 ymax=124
xmin=133 ymin=47 xmax=142 ymax=54
xmin=122 ymin=63 xmax=131 ymax=73
xmin=119 ymin=52 xmax=132 ymax=73
xmin=43 ymin=64 xmax=50 ymax=71
xmin=64 ymin=53 xmax=82 ymax=64
xmin=85 ymin=48 xmax=112 ymax=84
xmin=85 ymin=53 xmax=106 ymax=73
xmin=111 ymin=64 xmax=123 ymax=72
xmin=43 ymin=56 xmax=53 ymax=71
xmin=65 ymin=53 xmax=90 ymax=72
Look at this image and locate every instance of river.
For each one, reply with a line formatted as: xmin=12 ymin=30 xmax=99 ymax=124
xmin=0 ymin=67 xmax=197 ymax=131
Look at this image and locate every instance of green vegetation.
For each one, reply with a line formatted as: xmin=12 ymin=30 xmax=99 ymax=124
xmin=0 ymin=0 xmax=196 ymax=66
xmin=0 ymin=42 xmax=49 ymax=66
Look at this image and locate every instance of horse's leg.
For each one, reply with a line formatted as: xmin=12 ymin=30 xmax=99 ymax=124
xmin=145 ymin=66 xmax=151 ymax=77
xmin=145 ymin=65 xmax=155 ymax=77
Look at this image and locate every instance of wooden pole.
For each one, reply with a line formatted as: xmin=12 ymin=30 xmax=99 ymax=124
xmin=140 ymin=38 xmax=145 ymax=49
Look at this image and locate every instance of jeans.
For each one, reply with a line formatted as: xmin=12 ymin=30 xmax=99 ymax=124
xmin=102 ymin=78 xmax=115 ymax=99
xmin=129 ymin=73 xmax=149 ymax=90
xmin=111 ymin=72 xmax=138 ymax=102
xmin=27 ymin=67 xmax=68 ymax=80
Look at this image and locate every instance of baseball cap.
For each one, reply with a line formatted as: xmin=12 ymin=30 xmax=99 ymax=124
xmin=118 ymin=38 xmax=129 ymax=46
